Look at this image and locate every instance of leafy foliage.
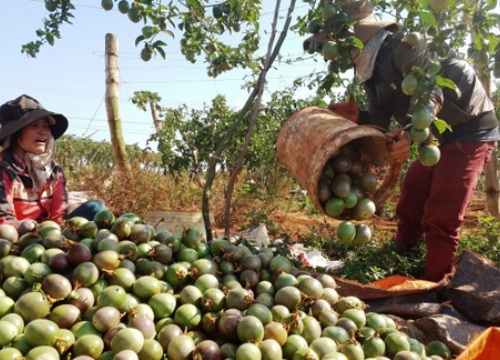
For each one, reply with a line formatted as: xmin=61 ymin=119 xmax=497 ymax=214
xmin=26 ymin=0 xmax=263 ymax=79
xmin=56 ymin=134 xmax=152 ymax=176
xmin=333 ymin=242 xmax=426 ymax=283
xmin=130 ymin=89 xmax=326 ymax=175
xmin=22 ymin=0 xmax=76 ymax=57
xmin=461 ymin=216 xmax=500 ymax=266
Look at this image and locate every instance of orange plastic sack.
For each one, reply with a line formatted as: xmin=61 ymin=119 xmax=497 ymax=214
xmin=457 ymin=327 xmax=500 ymax=360
xmin=335 ymin=275 xmax=441 ymax=300
xmin=369 ymin=275 xmax=438 ymax=291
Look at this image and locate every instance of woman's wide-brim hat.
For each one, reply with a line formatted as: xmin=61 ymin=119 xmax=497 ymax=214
xmin=0 ymin=94 xmax=68 ymax=141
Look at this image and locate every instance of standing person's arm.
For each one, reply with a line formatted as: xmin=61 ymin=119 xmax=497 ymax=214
xmin=327 ymin=92 xmax=394 ymax=127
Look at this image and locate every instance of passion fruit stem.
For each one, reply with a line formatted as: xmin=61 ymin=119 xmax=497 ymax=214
xmin=153 ymin=217 xmax=165 ymax=230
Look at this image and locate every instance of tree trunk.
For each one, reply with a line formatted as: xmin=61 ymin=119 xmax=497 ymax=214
xmin=223 ymin=0 xmax=287 ymax=238
xmin=469 ymin=4 xmax=500 ymax=217
xmin=150 ymin=101 xmax=163 ymax=137
xmin=105 ymin=33 xmax=130 ymax=173
xmin=202 ymin=0 xmax=297 ymax=241
xmin=478 ymin=74 xmax=500 ymax=217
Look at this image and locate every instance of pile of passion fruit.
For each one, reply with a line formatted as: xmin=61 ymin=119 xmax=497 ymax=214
xmin=319 ymin=143 xmax=378 ymax=221
xmin=0 ymin=210 xmax=452 ymax=360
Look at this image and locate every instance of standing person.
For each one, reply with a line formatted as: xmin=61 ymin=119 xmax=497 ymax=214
xmin=303 ymin=0 xmax=500 ymax=281
xmin=0 ymin=94 xmax=106 ymax=229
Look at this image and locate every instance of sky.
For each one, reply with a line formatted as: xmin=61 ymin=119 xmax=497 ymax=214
xmin=0 ymin=0 xmax=327 ymax=148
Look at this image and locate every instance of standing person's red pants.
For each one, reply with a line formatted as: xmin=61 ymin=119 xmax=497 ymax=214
xmin=395 ymin=140 xmax=495 ymax=282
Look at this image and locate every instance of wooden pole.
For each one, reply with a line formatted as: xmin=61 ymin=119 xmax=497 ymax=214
xmin=105 ymin=33 xmax=130 ymax=172
xmin=479 ymin=76 xmax=500 ymax=217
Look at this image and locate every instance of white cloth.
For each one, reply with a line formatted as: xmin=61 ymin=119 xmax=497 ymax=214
xmin=355 ymin=29 xmax=390 ymax=83
xmin=24 ymin=136 xmax=56 ymax=192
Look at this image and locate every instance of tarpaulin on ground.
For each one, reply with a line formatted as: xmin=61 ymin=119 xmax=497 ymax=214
xmin=322 ymin=250 xmax=500 ymax=358
xmin=441 ymin=250 xmax=500 ymax=324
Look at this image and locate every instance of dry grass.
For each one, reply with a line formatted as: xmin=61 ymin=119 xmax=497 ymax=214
xmin=66 ymin=162 xmax=491 ymax=241
xmin=66 ymin=164 xmax=301 ymax=232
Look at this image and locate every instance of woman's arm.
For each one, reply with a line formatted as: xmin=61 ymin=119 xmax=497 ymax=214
xmin=48 ymin=166 xmax=68 ymax=224
xmin=0 ymin=168 xmax=20 ymax=226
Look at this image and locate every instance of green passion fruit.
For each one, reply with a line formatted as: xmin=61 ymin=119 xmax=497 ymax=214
xmin=353 ymin=198 xmax=376 ymax=220
xmin=426 ymin=340 xmax=452 ymax=358
xmin=419 ymin=144 xmax=441 ymax=167
xmin=322 ymin=3 xmax=337 ymax=21
xmin=404 ymin=32 xmax=421 ymax=47
xmin=94 ymin=209 xmax=116 ymax=229
xmin=44 ymin=0 xmax=57 ymax=12
xmin=360 ymin=172 xmax=377 ymax=193
xmin=410 ymin=127 xmax=430 ymax=144
xmin=401 ymin=73 xmax=419 ymax=96
xmin=325 ymin=197 xmax=346 ymax=217
xmin=101 ymin=0 xmax=113 ymax=10
xmin=336 ymin=221 xmax=356 ymax=245
xmin=352 ymin=224 xmax=372 ymax=247
xmin=322 ymin=41 xmax=340 ymax=61
xmin=118 ymin=0 xmax=130 ymax=14
xmin=430 ymin=0 xmax=449 ymax=12
xmin=0 ymin=224 xmax=18 ymax=243
xmin=411 ymin=107 xmax=434 ymax=130
xmin=307 ymin=19 xmax=324 ymax=35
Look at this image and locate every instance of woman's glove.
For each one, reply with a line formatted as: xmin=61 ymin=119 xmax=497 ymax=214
xmin=387 ymin=129 xmax=411 ymax=163
xmin=328 ymin=95 xmax=359 ymax=123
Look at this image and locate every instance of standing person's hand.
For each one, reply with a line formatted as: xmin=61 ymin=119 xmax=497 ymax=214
xmin=387 ymin=129 xmax=411 ymax=163
xmin=328 ymin=95 xmax=359 ymax=123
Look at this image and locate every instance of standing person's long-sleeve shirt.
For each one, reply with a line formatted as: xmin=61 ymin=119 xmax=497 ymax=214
xmin=357 ymin=31 xmax=498 ymax=143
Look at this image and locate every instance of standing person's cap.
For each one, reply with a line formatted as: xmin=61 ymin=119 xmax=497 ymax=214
xmin=0 ymin=94 xmax=68 ymax=142
xmin=342 ymin=0 xmax=398 ymax=44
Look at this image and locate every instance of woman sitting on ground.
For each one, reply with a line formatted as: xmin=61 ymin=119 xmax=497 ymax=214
xmin=0 ymin=94 xmax=106 ymax=229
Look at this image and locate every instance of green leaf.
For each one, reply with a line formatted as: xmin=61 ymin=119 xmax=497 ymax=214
xmin=162 ymin=30 xmax=175 ymax=38
xmin=345 ymin=36 xmax=364 ymax=50
xmin=435 ymin=76 xmax=462 ymax=98
xmin=485 ymin=0 xmax=498 ymax=10
xmin=156 ymin=46 xmax=166 ymax=59
xmin=153 ymin=40 xmax=167 ymax=47
xmin=433 ymin=118 xmax=451 ymax=134
xmin=248 ymin=9 xmax=257 ymax=22
xmin=135 ymin=35 xmax=145 ymax=46
xmin=142 ymin=26 xmax=157 ymax=38
xmin=419 ymin=11 xmax=436 ymax=27
xmin=47 ymin=33 xmax=54 ymax=46
xmin=473 ymin=35 xmax=484 ymax=51
xmin=185 ymin=0 xmax=201 ymax=8
xmin=435 ymin=76 xmax=456 ymax=90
